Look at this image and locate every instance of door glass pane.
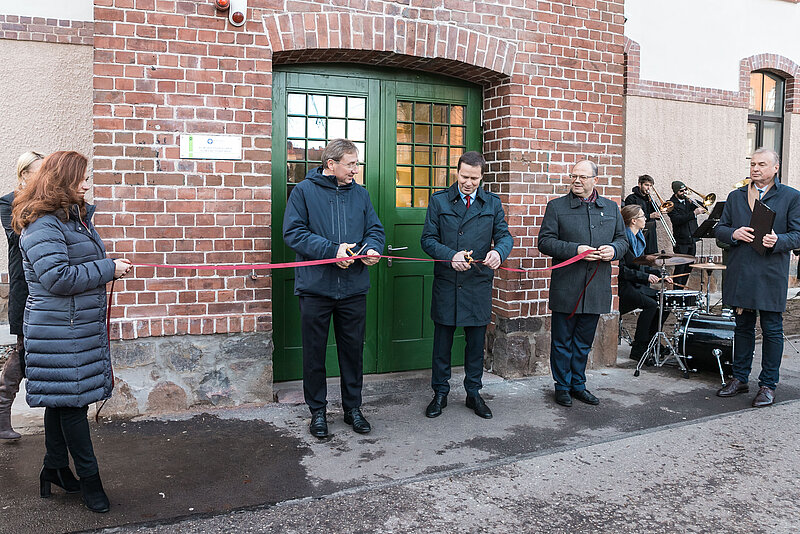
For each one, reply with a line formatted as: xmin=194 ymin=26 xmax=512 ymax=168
xmin=284 ymin=92 xmax=368 ymax=196
xmin=763 ymin=122 xmax=782 ymax=157
xmin=747 ymin=121 xmax=758 ymax=157
xmin=749 ymin=73 xmax=762 ymax=113
xmin=763 ymin=74 xmax=784 ymax=117
xmin=395 ymin=100 xmax=468 ymax=207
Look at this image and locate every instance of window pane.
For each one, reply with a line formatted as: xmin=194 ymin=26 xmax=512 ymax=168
xmin=396 ymin=166 xmax=412 ymax=186
xmin=414 ymin=125 xmax=430 ymax=144
xmin=763 ymin=121 xmax=782 ymax=157
xmin=450 ymin=105 xmax=465 ymax=125
xmin=288 ymin=93 xmax=306 ymax=115
xmin=308 ymin=94 xmax=326 ymax=116
xmin=749 ymin=73 xmax=763 ymax=114
xmin=397 ymin=122 xmax=413 ymax=143
xmin=329 ymin=96 xmax=346 ymax=117
xmin=396 ymin=188 xmax=412 ymax=208
xmin=432 ymin=104 xmax=447 ymax=123
xmin=287 ymin=139 xmax=305 ymax=161
xmin=287 ymin=116 xmax=305 ymax=138
xmin=413 ymin=167 xmax=430 ymax=187
xmin=353 ymin=142 xmax=366 ymax=162
xmin=414 ymin=188 xmax=430 ymax=208
xmin=431 ymin=145 xmax=447 ymax=166
xmin=414 ymin=146 xmax=430 ymax=165
xmin=397 ymin=145 xmax=412 ymax=165
xmin=349 ymin=97 xmax=366 ymax=119
xmin=433 ymin=167 xmax=449 ymax=187
xmin=348 ymin=120 xmax=366 ymax=141
xmin=307 ymin=117 xmax=326 ymax=139
xmin=287 ymin=162 xmax=306 ymax=183
xmin=431 ymin=125 xmax=448 ymax=145
xmin=307 ymin=140 xmax=325 ymax=164
xmin=450 ymin=147 xmax=464 ymax=167
xmin=450 ymin=126 xmax=465 ymax=146
xmin=747 ymin=121 xmax=758 ymax=157
xmin=414 ymin=103 xmax=431 ymax=122
xmin=763 ymin=74 xmax=784 ymax=117
xmin=328 ymin=119 xmax=346 ymax=140
xmin=397 ymin=101 xmax=412 ymax=122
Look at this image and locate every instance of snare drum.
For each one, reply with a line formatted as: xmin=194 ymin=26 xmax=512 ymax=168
xmin=663 ymin=290 xmax=703 ymax=310
xmin=674 ymin=311 xmax=735 ymax=370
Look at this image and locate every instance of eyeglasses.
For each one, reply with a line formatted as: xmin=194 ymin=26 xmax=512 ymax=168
xmin=569 ymin=174 xmax=595 ymax=181
xmin=335 ymin=160 xmax=360 ymax=170
xmin=634 ymin=215 xmax=646 ymax=220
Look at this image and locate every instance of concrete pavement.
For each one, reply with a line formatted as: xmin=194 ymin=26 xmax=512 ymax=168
xmin=2 ymin=338 xmax=800 ymax=533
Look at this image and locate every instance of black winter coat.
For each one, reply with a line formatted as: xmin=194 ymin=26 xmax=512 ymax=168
xmin=715 ymin=181 xmax=800 ymax=312
xmin=623 ymin=186 xmax=658 ymax=254
xmin=667 ymin=195 xmax=699 ymax=245
xmin=0 ymin=191 xmax=27 ymax=335
xmin=420 ymin=184 xmax=513 ymax=326
xmin=283 ymin=166 xmax=385 ymax=300
xmin=538 ymin=192 xmax=628 ymax=315
xmin=618 ymin=241 xmax=658 ymax=315
xmin=20 ymin=205 xmax=116 ymax=408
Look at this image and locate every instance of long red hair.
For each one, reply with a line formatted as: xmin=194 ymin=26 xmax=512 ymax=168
xmin=12 ymin=151 xmax=88 ymax=233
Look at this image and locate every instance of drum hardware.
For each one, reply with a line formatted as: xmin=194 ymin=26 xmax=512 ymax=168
xmin=675 ymin=309 xmax=735 ymax=387
xmin=690 ymin=262 xmax=726 ymax=314
xmin=648 ymin=186 xmax=676 ymax=247
xmin=663 ymin=289 xmax=703 ymax=311
xmin=733 ymin=178 xmax=751 ymax=189
xmin=633 ymin=252 xmax=695 ymax=267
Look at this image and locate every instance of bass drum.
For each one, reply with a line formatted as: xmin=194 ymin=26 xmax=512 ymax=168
xmin=675 ymin=310 xmax=735 ymax=371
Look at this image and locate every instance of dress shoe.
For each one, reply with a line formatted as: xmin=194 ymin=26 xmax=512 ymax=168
xmin=465 ymin=394 xmax=492 ymax=419
xmin=752 ymin=386 xmax=775 ymax=408
xmin=343 ymin=407 xmax=371 ymax=434
xmin=40 ymin=467 xmax=81 ymax=497
xmin=425 ymin=393 xmax=447 ymax=418
xmin=309 ymin=408 xmax=328 ymax=438
xmin=555 ymin=390 xmax=572 ymax=407
xmin=571 ymin=389 xmax=600 ymax=405
xmin=717 ymin=378 xmax=749 ymax=397
xmin=80 ymin=472 xmax=110 ymax=513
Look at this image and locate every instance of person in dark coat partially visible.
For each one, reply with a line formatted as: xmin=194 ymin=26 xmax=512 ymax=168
xmin=283 ymin=139 xmax=385 ymax=438
xmin=714 ymin=148 xmax=800 ymax=407
xmin=667 ymin=180 xmax=704 ymax=284
xmin=623 ymin=174 xmax=661 ymax=255
xmin=538 ymin=160 xmax=628 ymax=408
xmin=13 ymin=151 xmax=131 ymax=512
xmin=420 ymin=151 xmax=513 ymax=420
xmin=0 ymin=151 xmax=43 ymax=440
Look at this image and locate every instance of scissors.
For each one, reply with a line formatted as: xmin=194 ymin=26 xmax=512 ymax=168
xmin=346 ymin=243 xmax=369 ymax=257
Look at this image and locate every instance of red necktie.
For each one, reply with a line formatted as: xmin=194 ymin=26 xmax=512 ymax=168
xmin=466 ymin=196 xmax=471 ymax=209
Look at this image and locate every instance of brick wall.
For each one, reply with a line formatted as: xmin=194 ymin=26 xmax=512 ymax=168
xmin=93 ymin=0 xmax=626 ymax=341
xmin=0 ymin=14 xmax=93 ymax=45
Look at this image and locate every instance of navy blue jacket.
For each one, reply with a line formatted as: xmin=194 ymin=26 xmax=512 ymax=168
xmin=283 ymin=166 xmax=385 ymax=299
xmin=0 ymin=191 xmax=27 ymax=335
xmin=715 ymin=180 xmax=800 ymax=312
xmin=538 ymin=192 xmax=628 ymax=315
xmin=20 ymin=205 xmax=116 ymax=408
xmin=421 ymin=184 xmax=513 ymax=326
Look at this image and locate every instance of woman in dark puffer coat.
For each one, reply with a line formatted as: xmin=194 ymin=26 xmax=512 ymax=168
xmin=12 ymin=151 xmax=131 ymax=513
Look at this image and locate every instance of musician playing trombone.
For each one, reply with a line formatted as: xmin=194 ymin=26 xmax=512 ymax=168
xmin=667 ymin=180 xmax=705 ymax=284
xmin=623 ymin=174 xmax=661 ymax=254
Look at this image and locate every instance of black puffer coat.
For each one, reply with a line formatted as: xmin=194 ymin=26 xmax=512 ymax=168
xmin=20 ymin=205 xmax=116 ymax=408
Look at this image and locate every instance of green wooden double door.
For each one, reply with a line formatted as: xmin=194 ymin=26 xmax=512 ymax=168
xmin=272 ymin=65 xmax=482 ymax=381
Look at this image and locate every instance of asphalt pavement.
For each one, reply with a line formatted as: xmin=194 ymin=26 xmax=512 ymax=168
xmin=2 ymin=338 xmax=800 ymax=533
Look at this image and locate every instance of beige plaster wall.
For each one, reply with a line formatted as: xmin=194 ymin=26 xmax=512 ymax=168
xmin=784 ymin=113 xmax=800 ymax=190
xmin=0 ymin=39 xmax=92 ymax=271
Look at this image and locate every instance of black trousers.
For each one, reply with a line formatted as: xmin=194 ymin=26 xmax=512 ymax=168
xmin=431 ymin=323 xmax=487 ymax=396
xmin=43 ymin=406 xmax=98 ymax=478
xmin=672 ymin=242 xmax=696 ymax=282
xmin=299 ymin=294 xmax=366 ymax=413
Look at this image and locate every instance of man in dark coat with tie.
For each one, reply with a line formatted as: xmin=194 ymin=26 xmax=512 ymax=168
xmin=715 ymin=147 xmax=800 ymax=407
xmin=420 ymin=151 xmax=513 ymax=419
xmin=538 ymin=160 xmax=628 ymax=407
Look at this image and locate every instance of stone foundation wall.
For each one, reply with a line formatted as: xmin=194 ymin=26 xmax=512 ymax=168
xmin=487 ymin=312 xmax=619 ymax=379
xmin=102 ymin=332 xmax=274 ymax=417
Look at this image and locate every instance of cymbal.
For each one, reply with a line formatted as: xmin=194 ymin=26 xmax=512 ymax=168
xmin=691 ymin=262 xmax=726 ymax=270
xmin=633 ymin=253 xmax=696 ymax=266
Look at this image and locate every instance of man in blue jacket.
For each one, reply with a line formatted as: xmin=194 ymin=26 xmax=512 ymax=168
xmin=283 ymin=139 xmax=385 ymax=438
xmin=715 ymin=148 xmax=800 ymax=407
xmin=420 ymin=151 xmax=513 ymax=419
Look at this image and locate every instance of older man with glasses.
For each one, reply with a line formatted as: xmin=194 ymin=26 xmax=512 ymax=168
xmin=538 ymin=160 xmax=628 ymax=407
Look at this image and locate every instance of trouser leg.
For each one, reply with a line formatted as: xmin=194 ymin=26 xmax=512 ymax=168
xmin=569 ymin=314 xmax=600 ymax=392
xmin=431 ymin=323 xmax=456 ymax=395
xmin=672 ymin=243 xmax=695 ymax=281
xmin=550 ymin=312 xmax=575 ymax=391
xmin=757 ymin=311 xmax=784 ymax=390
xmin=58 ymin=406 xmax=98 ymax=478
xmin=331 ymin=295 xmax=367 ymax=411
xmin=632 ymin=297 xmax=658 ymax=356
xmin=732 ymin=310 xmax=757 ymax=384
xmin=463 ymin=325 xmax=487 ymax=396
xmin=43 ymin=407 xmax=71 ymax=469
xmin=299 ymin=296 xmax=335 ymax=413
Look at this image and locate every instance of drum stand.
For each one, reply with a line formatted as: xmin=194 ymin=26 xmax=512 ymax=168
xmin=634 ymin=262 xmax=690 ymax=379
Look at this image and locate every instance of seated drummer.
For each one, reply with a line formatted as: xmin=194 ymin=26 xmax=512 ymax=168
xmin=619 ymin=205 xmax=672 ymax=361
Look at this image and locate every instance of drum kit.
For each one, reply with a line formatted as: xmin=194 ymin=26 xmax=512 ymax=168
xmin=631 ymin=251 xmax=734 ymax=386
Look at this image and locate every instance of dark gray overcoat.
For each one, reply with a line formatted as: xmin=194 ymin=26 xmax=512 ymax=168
xmin=538 ymin=192 xmax=628 ymax=315
xmin=20 ymin=205 xmax=116 ymax=408
xmin=715 ymin=180 xmax=800 ymax=313
xmin=421 ymin=184 xmax=514 ymax=326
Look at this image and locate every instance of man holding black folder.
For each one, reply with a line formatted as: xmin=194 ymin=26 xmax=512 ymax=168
xmin=715 ymin=148 xmax=800 ymax=407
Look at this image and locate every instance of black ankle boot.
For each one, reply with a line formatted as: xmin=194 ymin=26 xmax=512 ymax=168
xmin=40 ymin=466 xmax=80 ymax=497
xmin=80 ymin=473 xmax=110 ymax=513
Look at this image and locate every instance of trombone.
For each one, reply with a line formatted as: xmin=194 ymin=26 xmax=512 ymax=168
xmin=648 ymin=185 xmax=676 ymax=247
xmin=733 ymin=178 xmax=751 ymax=189
xmin=684 ymin=185 xmax=716 ymax=211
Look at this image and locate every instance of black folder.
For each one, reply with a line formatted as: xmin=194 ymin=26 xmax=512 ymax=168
xmin=749 ymin=199 xmax=776 ymax=256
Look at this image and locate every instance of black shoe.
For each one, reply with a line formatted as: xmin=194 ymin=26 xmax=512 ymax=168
xmin=555 ymin=390 xmax=572 ymax=407
xmin=80 ymin=473 xmax=110 ymax=513
xmin=465 ymin=394 xmax=492 ymax=419
xmin=40 ymin=467 xmax=81 ymax=498
xmin=571 ymin=389 xmax=600 ymax=405
xmin=343 ymin=407 xmax=371 ymax=434
xmin=425 ymin=393 xmax=447 ymax=418
xmin=717 ymin=378 xmax=749 ymax=398
xmin=309 ymin=408 xmax=328 ymax=438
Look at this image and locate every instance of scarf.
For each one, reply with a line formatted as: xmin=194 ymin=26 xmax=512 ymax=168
xmin=626 ymin=227 xmax=646 ymax=258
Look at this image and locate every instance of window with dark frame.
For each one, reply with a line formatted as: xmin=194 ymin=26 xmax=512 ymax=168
xmin=748 ymin=71 xmax=785 ymax=177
